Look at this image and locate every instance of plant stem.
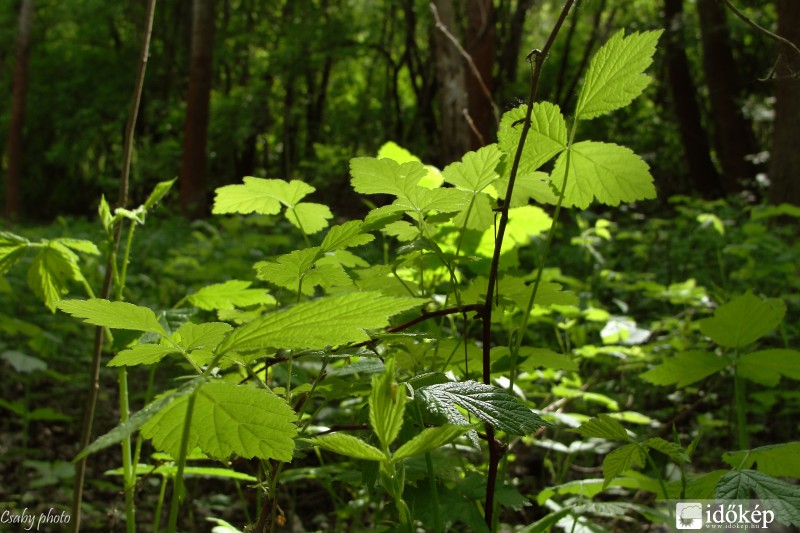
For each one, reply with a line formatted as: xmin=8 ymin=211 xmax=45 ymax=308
xmin=167 ymin=385 xmax=200 ymax=532
xmin=733 ymin=350 xmax=749 ymax=450
xmin=480 ymin=1 xmax=576 ymax=528
xmin=70 ymin=1 xmax=157 ymax=529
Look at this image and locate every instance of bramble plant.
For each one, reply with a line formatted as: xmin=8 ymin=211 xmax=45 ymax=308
xmin=2 ymin=2 xmax=800 ymax=532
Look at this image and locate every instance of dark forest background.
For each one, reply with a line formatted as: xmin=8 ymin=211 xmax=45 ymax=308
xmin=1 ymin=0 xmax=797 ymax=221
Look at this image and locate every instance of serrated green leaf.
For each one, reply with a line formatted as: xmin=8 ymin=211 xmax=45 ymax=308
xmin=475 ymin=205 xmax=552 ymax=256
xmin=310 ymin=433 xmax=386 ymax=461
xmin=256 ymin=247 xmax=322 ymax=294
xmin=576 ymin=29 xmax=662 ymax=120
xmin=28 ymin=243 xmax=86 ymax=312
xmin=285 ymin=202 xmax=332 ymax=234
xmin=212 ymin=177 xmax=311 ymax=215
xmin=0 ymin=240 xmax=27 ymax=274
xmin=392 ymin=186 xmax=470 ymax=216
xmin=57 ymin=298 xmax=167 ymax=335
xmin=640 ymin=350 xmax=728 ymax=388
xmin=98 ymin=196 xmax=113 ymax=232
xmin=715 ymin=470 xmax=800 ymax=526
xmin=551 ymin=141 xmax=656 ymax=209
xmin=187 ymin=280 xmax=275 ymax=311
xmin=452 ymin=193 xmax=495 ymax=231
xmin=76 ymin=379 xmax=202 ymax=461
xmin=498 ymin=103 xmax=567 ymax=173
xmin=417 ymin=380 xmax=548 ymax=436
xmin=493 ymin=169 xmax=558 ymax=207
xmin=108 ymin=343 xmax=179 ymax=367
xmin=350 ymin=157 xmax=428 ymax=196
xmin=143 ymin=179 xmax=176 ymax=210
xmin=52 ymin=238 xmax=100 ymax=255
xmin=443 ymin=145 xmax=503 ymax=193
xmin=577 ymin=413 xmax=631 ymax=441
xmin=393 ymin=425 xmax=467 ymax=461
xmin=642 ymin=437 xmax=690 ymax=464
xmin=173 ymin=322 xmax=234 ymax=352
xmin=602 ymin=443 xmax=646 ymax=488
xmin=370 ymin=359 xmax=406 ymax=449
xmin=722 ymin=443 xmax=800 ymax=478
xmin=321 ymin=221 xmax=375 ymax=251
xmin=699 ymin=292 xmax=786 ymax=348
xmin=218 ymin=292 xmax=426 ymax=352
xmin=738 ymin=349 xmax=800 ymax=386
xmin=141 ymin=381 xmax=297 ymax=461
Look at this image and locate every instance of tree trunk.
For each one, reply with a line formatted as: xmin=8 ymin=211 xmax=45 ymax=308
xmin=664 ymin=0 xmax=722 ymax=198
xmin=496 ymin=0 xmax=536 ymax=88
xmin=180 ymin=0 xmax=216 ymax=218
xmin=5 ymin=0 xmax=34 ymax=220
xmin=466 ymin=0 xmax=495 ymax=148
xmin=768 ymin=0 xmax=800 ymax=205
xmin=432 ymin=0 xmax=470 ymax=165
xmin=696 ymin=0 xmax=758 ymax=194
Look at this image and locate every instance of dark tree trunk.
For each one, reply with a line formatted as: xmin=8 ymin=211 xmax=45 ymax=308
xmin=496 ymin=0 xmax=536 ymax=88
xmin=466 ymin=0 xmax=495 ymax=148
xmin=768 ymin=0 xmax=800 ymax=205
xmin=180 ymin=0 xmax=216 ymax=218
xmin=696 ymin=0 xmax=758 ymax=194
xmin=432 ymin=0 xmax=470 ymax=165
xmin=664 ymin=0 xmax=722 ymax=198
xmin=5 ymin=0 xmax=34 ymax=220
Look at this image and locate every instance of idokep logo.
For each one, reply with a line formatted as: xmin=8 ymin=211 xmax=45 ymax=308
xmin=675 ymin=502 xmax=703 ymax=530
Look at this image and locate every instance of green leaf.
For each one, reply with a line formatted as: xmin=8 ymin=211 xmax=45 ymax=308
xmin=369 ymin=359 xmax=406 ymax=449
xmin=285 ymin=202 xmax=332 ymax=234
xmin=494 ymin=169 xmax=558 ymax=207
xmin=108 ymin=344 xmax=179 ymax=367
xmin=417 ymin=381 xmax=548 ymax=436
xmin=321 ymin=221 xmax=375 ymax=252
xmin=57 ymin=298 xmax=167 ymax=336
xmin=393 ymin=425 xmax=468 ymax=461
xmin=392 ymin=186 xmax=470 ymax=216
xmin=256 ymin=247 xmax=352 ymax=295
xmin=551 ymin=141 xmax=656 ymax=209
xmin=738 ymin=349 xmax=800 ymax=386
xmin=443 ymin=145 xmax=503 ymax=194
xmin=173 ymin=322 xmax=233 ymax=352
xmin=518 ymin=348 xmax=578 ymax=372
xmin=187 ymin=280 xmax=275 ymax=311
xmin=28 ymin=242 xmax=85 ymax=312
xmin=498 ymin=103 xmax=567 ymax=173
xmin=141 ymin=381 xmax=297 ymax=461
xmin=0 ymin=240 xmax=27 ymax=274
xmin=213 ymin=177 xmax=307 ymax=215
xmin=602 ymin=443 xmax=645 ymax=488
xmin=218 ymin=292 xmax=426 ymax=352
xmin=575 ymin=29 xmax=662 ymax=120
xmin=640 ymin=350 xmax=728 ymax=388
xmin=52 ymin=238 xmax=100 ymax=255
xmin=715 ymin=470 xmax=800 ymax=526
xmin=76 ymin=379 xmax=202 ymax=461
xmin=576 ymin=413 xmax=631 ymax=442
xmin=642 ymin=437 xmax=690 ymax=464
xmin=722 ymin=442 xmax=800 ymax=478
xmin=1 ymin=350 xmax=47 ymax=373
xmin=309 ymin=433 xmax=386 ymax=461
xmin=698 ymin=292 xmax=786 ymax=348
xmin=475 ymin=205 xmax=552 ymax=256
xmin=143 ymin=179 xmax=176 ymax=210
xmin=350 ymin=157 xmax=428 ymax=196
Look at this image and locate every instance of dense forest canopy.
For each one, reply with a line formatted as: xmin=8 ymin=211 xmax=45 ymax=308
xmin=0 ymin=0 xmax=794 ymax=220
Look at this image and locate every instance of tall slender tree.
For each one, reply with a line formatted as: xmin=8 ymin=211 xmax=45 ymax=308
xmin=432 ymin=0 xmax=470 ymax=165
xmin=5 ymin=0 xmax=34 ymax=220
xmin=663 ymin=0 xmax=722 ymax=198
xmin=696 ymin=0 xmax=759 ymax=194
xmin=179 ymin=0 xmax=216 ymax=218
xmin=768 ymin=0 xmax=800 ymax=205
xmin=466 ymin=0 xmax=495 ymax=148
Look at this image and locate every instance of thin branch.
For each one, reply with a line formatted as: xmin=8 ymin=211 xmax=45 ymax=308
xmin=721 ymin=0 xmax=800 ymax=68
xmin=430 ymin=2 xmax=500 ymax=124
xmin=480 ymin=1 xmax=576 ymax=528
xmin=71 ymin=1 xmax=157 ymax=530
